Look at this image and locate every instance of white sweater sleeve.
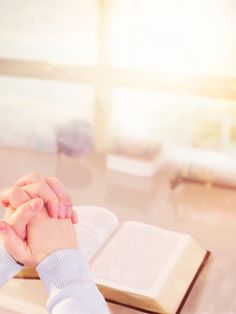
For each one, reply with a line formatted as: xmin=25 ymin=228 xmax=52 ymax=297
xmin=0 ymin=244 xmax=23 ymax=286
xmin=36 ymin=249 xmax=110 ymax=314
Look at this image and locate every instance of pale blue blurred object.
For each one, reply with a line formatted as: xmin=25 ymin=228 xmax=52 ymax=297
xmin=0 ymin=102 xmax=56 ymax=153
xmin=57 ymin=120 xmax=94 ymax=156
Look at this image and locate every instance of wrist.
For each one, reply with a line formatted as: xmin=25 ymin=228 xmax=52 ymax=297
xmin=36 ymin=249 xmax=94 ymax=294
xmin=0 ymin=244 xmax=23 ymax=282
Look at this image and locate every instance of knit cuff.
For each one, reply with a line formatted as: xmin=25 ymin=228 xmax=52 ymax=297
xmin=0 ymin=244 xmax=23 ymax=285
xmin=36 ymin=249 xmax=94 ymax=294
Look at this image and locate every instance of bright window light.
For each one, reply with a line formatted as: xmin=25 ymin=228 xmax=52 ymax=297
xmin=0 ymin=76 xmax=95 ymax=125
xmin=107 ymin=0 xmax=236 ymax=76
xmin=110 ymin=88 xmax=235 ymax=151
xmin=0 ymin=0 xmax=99 ymax=65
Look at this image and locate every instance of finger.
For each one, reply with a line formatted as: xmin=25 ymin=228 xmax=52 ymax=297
xmin=45 ymin=177 xmax=72 ymax=219
xmin=0 ymin=221 xmax=31 ymax=265
xmin=71 ymin=210 xmax=79 ymax=224
xmin=0 ymin=186 xmax=30 ymax=209
xmin=22 ymin=183 xmax=59 ymax=218
xmin=14 ymin=172 xmax=60 ymax=219
xmin=66 ymin=206 xmax=72 ymax=219
xmin=4 ymin=207 xmax=14 ymax=221
xmin=7 ymin=198 xmax=44 ymax=240
xmin=13 ymin=172 xmax=71 ymax=220
xmin=14 ymin=171 xmax=44 ymax=187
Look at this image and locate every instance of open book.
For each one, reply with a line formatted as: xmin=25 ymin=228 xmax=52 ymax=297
xmin=15 ymin=206 xmax=209 ymax=314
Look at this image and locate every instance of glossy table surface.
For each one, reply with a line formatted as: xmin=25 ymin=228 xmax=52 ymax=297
xmin=0 ymin=146 xmax=235 ymax=314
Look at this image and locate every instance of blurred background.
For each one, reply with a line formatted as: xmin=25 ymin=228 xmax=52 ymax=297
xmin=1 ymin=4 xmax=236 ymax=313
xmin=0 ymin=0 xmax=236 ymax=158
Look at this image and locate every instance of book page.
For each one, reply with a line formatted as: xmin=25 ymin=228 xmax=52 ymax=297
xmin=74 ymin=206 xmax=119 ymax=261
xmin=92 ymin=221 xmax=189 ymax=294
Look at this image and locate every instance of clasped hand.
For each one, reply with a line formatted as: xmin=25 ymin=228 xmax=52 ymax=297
xmin=0 ymin=172 xmax=78 ymax=266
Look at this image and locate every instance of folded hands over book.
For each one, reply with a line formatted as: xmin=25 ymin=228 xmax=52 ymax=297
xmin=0 ymin=172 xmax=78 ymax=266
xmin=0 ymin=172 xmax=110 ymax=314
xmin=0 ymin=172 xmax=208 ymax=314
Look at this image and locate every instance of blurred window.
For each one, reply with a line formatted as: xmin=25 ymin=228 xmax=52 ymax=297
xmin=0 ymin=0 xmax=99 ymax=64
xmin=0 ymin=0 xmax=235 ymax=152
xmin=107 ymin=0 xmax=236 ymax=76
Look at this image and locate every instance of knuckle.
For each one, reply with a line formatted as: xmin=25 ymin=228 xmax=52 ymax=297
xmin=53 ymin=198 xmax=60 ymax=208
xmin=37 ymin=182 xmax=46 ymax=192
xmin=66 ymin=198 xmax=72 ymax=206
xmin=10 ymin=186 xmax=22 ymax=200
xmin=47 ymin=192 xmax=59 ymax=208
xmin=11 ymin=186 xmax=20 ymax=194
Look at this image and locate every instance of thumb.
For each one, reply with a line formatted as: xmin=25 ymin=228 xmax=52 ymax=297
xmin=7 ymin=198 xmax=44 ymax=240
xmin=0 ymin=220 xmax=31 ymax=264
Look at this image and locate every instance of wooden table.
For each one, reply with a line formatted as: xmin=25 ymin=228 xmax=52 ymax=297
xmin=0 ymin=146 xmax=235 ymax=314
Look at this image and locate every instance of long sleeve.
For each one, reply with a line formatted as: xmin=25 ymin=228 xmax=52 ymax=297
xmin=36 ymin=249 xmax=110 ymax=314
xmin=0 ymin=244 xmax=23 ymax=286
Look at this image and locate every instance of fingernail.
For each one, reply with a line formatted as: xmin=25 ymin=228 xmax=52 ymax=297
xmin=59 ymin=204 xmax=66 ymax=219
xmin=66 ymin=206 xmax=72 ymax=218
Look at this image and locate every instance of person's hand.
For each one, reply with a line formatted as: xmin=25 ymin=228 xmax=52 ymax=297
xmin=5 ymin=198 xmax=44 ymax=240
xmin=27 ymin=207 xmax=78 ymax=265
xmin=0 ymin=172 xmax=78 ymax=224
xmin=0 ymin=204 xmax=78 ymax=267
xmin=0 ymin=196 xmax=45 ymax=263
xmin=0 ymin=173 xmax=78 ymax=266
